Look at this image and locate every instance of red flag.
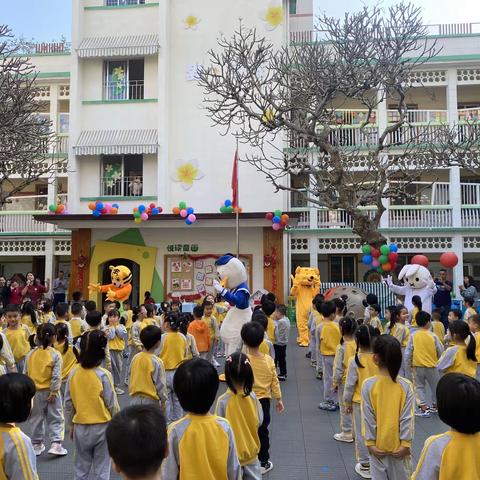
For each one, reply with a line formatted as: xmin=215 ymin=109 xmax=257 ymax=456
xmin=232 ymin=149 xmax=239 ymax=208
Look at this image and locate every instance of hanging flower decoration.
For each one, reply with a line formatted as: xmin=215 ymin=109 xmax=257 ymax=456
xmin=133 ymin=203 xmax=163 ymax=224
xmin=172 ymin=159 xmax=204 ymax=190
xmin=261 ymin=3 xmax=284 ymax=31
xmin=111 ymin=66 xmax=126 ymax=96
xmin=172 ymin=201 xmax=197 ymax=226
xmin=265 ymin=210 xmax=289 ymax=230
xmin=103 ymin=163 xmax=122 ymax=189
xmin=184 ymin=15 xmax=200 ymax=30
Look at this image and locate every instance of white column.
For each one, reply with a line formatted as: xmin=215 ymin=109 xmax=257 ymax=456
xmin=451 ymin=235 xmax=464 ymax=299
xmin=309 ymin=235 xmax=319 ymax=269
xmin=377 ymin=93 xmax=389 ymax=229
xmin=46 ymin=181 xmax=57 ymax=233
xmin=44 ymin=238 xmax=55 ymax=287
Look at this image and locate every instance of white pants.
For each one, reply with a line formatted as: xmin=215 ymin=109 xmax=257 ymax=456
xmin=353 ymin=402 xmax=369 ymax=465
xmin=338 ymin=384 xmax=352 ymax=434
xmin=165 ymin=370 xmax=183 ymax=423
xmin=28 ymin=389 xmax=64 ymax=444
xmin=370 ymin=454 xmax=411 ymax=480
xmin=321 ymin=355 xmax=337 ymax=403
xmin=413 ymin=367 xmax=439 ymax=407
xmin=242 ymin=459 xmax=261 ymax=480
xmin=110 ymin=350 xmax=123 ymax=387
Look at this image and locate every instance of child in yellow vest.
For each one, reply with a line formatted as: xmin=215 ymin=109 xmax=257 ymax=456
xmin=70 ymin=302 xmax=87 ymax=339
xmin=0 ymin=329 xmax=16 ymax=376
xmin=106 ymin=309 xmax=128 ymax=396
xmin=54 ymin=323 xmax=78 ymax=396
xmin=334 ymin=298 xmax=346 ymax=324
xmin=467 ymin=313 xmax=480 ymax=381
xmin=385 ymin=305 xmax=410 ymax=376
xmin=251 ymin=311 xmax=275 ymax=358
xmin=410 ymin=295 xmax=423 ymax=328
xmin=464 ymin=297 xmax=477 ymax=322
xmin=39 ymin=299 xmax=55 ymax=324
xmin=3 ymin=304 xmax=31 ymax=372
xmin=366 ymin=304 xmax=383 ymax=333
xmin=54 ymin=303 xmax=73 ymax=344
xmin=431 ymin=309 xmax=446 ymax=343
xmin=444 ymin=309 xmax=462 ymax=347
xmin=216 ymin=352 xmax=263 ymax=479
xmin=202 ymin=301 xmax=219 ymax=365
xmin=21 ymin=301 xmax=38 ymax=335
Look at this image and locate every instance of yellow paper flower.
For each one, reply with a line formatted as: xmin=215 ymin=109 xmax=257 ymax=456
xmin=184 ymin=15 xmax=200 ymax=30
xmin=263 ymin=5 xmax=283 ymax=30
xmin=172 ymin=160 xmax=204 ymax=190
xmin=262 ymin=108 xmax=276 ymax=124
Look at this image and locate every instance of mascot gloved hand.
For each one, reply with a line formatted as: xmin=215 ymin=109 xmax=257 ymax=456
xmin=215 ymin=254 xmax=251 ymax=356
xmin=88 ymin=265 xmax=132 ymax=303
xmin=384 ymin=264 xmax=437 ymax=314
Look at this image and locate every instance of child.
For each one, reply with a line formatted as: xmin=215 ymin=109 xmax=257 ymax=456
xmin=251 ymin=311 xmax=275 ymax=359
xmin=64 ymin=329 xmax=120 ymax=480
xmin=159 ymin=312 xmax=188 ymax=423
xmin=343 ymin=324 xmax=380 ymax=479
xmin=362 ymin=335 xmax=415 ymax=479
xmin=54 ymin=323 xmax=78 ymax=394
xmin=70 ymin=302 xmax=87 ymax=339
xmin=81 ymin=310 xmax=113 ymax=372
xmin=101 ymin=301 xmax=116 ymax=325
xmin=332 ymin=316 xmax=357 ymax=443
xmin=0 ymin=327 xmax=16 ymax=376
xmin=85 ymin=300 xmax=96 ymax=314
xmin=21 ymin=301 xmax=39 ymax=335
xmin=261 ymin=299 xmax=276 ymax=345
xmin=273 ymin=304 xmax=290 ymax=381
xmin=145 ymin=304 xmax=161 ymax=327
xmin=444 ymin=308 xmax=463 ymax=346
xmin=179 ymin=313 xmax=199 ymax=360
xmin=128 ymin=325 xmax=167 ymax=409
xmin=363 ymin=293 xmax=378 ymax=323
xmin=405 ymin=311 xmax=444 ymax=417
xmin=106 ymin=309 xmax=128 ymax=395
xmin=3 ymin=304 xmax=31 ymax=372
xmin=54 ymin=302 xmax=73 ymax=344
xmin=316 ymin=301 xmax=341 ymax=411
xmin=216 ymin=352 xmax=263 ymax=479
xmin=143 ymin=291 xmax=156 ymax=305
xmin=241 ymin=322 xmax=284 ymax=474
xmin=385 ymin=305 xmax=410 ymax=377
xmin=161 ymin=358 xmax=241 ymax=479
xmin=334 ymin=298 xmax=346 ymax=323
xmin=214 ymin=293 xmax=229 ymax=357
xmin=170 ymin=299 xmax=181 ymax=313
xmin=412 ymin=373 xmax=480 ymax=479
xmin=40 ymin=299 xmax=55 ymax=324
xmin=107 ymin=405 xmax=168 ymax=480
xmin=307 ymin=295 xmax=323 ymax=366
xmin=202 ymin=301 xmax=219 ymax=365
xmin=25 ymin=323 xmax=67 ymax=456
xmin=431 ymin=309 xmax=446 ymax=342
xmin=438 ymin=320 xmax=477 ymax=378
xmin=121 ymin=299 xmax=134 ymax=334
xmin=188 ymin=305 xmax=210 ymax=359
xmin=366 ymin=304 xmax=383 ymax=333
xmin=411 ymin=295 xmax=422 ymax=327
xmin=463 ymin=297 xmax=477 ymax=322
xmin=0 ymin=373 xmax=38 ymax=478
xmin=467 ymin=313 xmax=480 ymax=381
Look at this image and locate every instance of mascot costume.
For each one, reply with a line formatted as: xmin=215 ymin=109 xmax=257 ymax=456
xmin=290 ymin=267 xmax=320 ymax=346
xmin=214 ymin=254 xmax=251 ymax=356
xmin=385 ymin=264 xmax=437 ymax=314
xmin=89 ymin=265 xmax=132 ymax=303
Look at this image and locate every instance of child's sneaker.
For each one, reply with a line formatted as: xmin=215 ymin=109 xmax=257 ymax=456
xmin=33 ymin=443 xmax=45 ymax=456
xmin=213 ymin=359 xmax=220 ymax=368
xmin=316 ymin=371 xmax=323 ymax=380
xmin=48 ymin=443 xmax=68 ymax=456
xmin=333 ymin=432 xmax=354 ymax=443
xmin=355 ymin=462 xmax=371 ymax=479
xmin=415 ymin=409 xmax=431 ymax=418
xmin=115 ymin=387 xmax=125 ymax=395
xmin=310 ymin=360 xmax=317 ymax=368
xmin=260 ymin=461 xmax=274 ymax=474
xmin=305 ymin=352 xmax=312 ymax=359
xmin=277 ymin=375 xmax=286 ymax=381
xmin=428 ymin=405 xmax=438 ymax=414
xmin=318 ymin=401 xmax=337 ymax=412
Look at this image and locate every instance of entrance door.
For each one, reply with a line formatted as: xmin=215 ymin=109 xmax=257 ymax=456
xmin=101 ymin=258 xmax=140 ymax=306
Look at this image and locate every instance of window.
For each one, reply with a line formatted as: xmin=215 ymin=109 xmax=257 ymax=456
xmin=329 ymin=255 xmax=356 ymax=283
xmin=290 ymin=174 xmax=309 ymax=207
xmin=104 ymin=59 xmax=144 ymax=100
xmin=289 ymin=0 xmax=297 ymax=14
xmin=106 ymin=0 xmax=145 ymax=6
xmin=101 ymin=155 xmax=143 ymax=197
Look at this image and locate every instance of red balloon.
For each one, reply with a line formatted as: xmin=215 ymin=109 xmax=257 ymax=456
xmin=440 ymin=252 xmax=458 ymax=268
xmin=388 ymin=252 xmax=398 ymax=263
xmin=371 ymin=248 xmax=380 ymax=258
xmin=411 ymin=255 xmax=429 ymax=268
xmin=100 ymin=208 xmax=107 ymax=215
xmin=265 ymin=212 xmax=274 ymax=220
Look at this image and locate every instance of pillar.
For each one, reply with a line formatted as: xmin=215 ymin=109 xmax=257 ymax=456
xmin=263 ymin=227 xmax=285 ymax=303
xmin=44 ymin=238 xmax=55 ymax=285
xmin=69 ymin=228 xmax=92 ymax=299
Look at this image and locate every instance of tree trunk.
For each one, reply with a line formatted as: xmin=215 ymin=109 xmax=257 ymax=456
xmin=351 ymin=211 xmax=387 ymax=247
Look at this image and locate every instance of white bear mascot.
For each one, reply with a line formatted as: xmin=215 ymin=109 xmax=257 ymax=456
xmin=384 ymin=264 xmax=437 ymax=314
xmin=214 ymin=254 xmax=252 ymax=355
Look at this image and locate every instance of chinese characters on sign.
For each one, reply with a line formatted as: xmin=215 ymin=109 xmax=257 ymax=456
xmin=166 ymin=244 xmax=199 ymax=253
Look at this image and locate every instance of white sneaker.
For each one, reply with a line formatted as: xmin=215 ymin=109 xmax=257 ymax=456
xmin=260 ymin=461 xmax=274 ymax=474
xmin=33 ymin=443 xmax=45 ymax=456
xmin=48 ymin=443 xmax=68 ymax=456
xmin=355 ymin=462 xmax=371 ymax=479
xmin=333 ymin=432 xmax=354 ymax=443
xmin=115 ymin=387 xmax=125 ymax=395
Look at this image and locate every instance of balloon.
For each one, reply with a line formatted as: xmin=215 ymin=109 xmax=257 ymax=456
xmin=226 ymin=206 xmax=234 ymax=213
xmin=96 ymin=202 xmax=104 ymax=211
xmin=88 ymin=202 xmax=96 ymax=211
xmin=179 ymin=201 xmax=187 ymax=210
xmin=388 ymin=252 xmax=398 ymax=263
xmin=274 ymin=209 xmax=282 ymax=218
xmin=411 ymin=255 xmax=429 ymax=268
xmin=389 ymin=243 xmax=398 ymax=253
xmin=112 ymin=203 xmax=119 ymax=209
xmin=378 ymin=255 xmax=388 ymax=264
xmin=361 ymin=244 xmax=372 ymax=254
xmin=371 ymin=248 xmax=380 ymax=258
xmin=149 ymin=203 xmax=156 ymax=209
xmin=225 ymin=200 xmax=232 ymax=207
xmin=272 ymin=216 xmax=281 ymax=224
xmin=281 ymin=214 xmax=289 ymax=222
xmin=110 ymin=207 xmax=118 ymax=214
xmin=187 ymin=207 xmax=194 ymax=215
xmin=380 ymin=245 xmax=390 ymax=256
xmin=220 ymin=206 xmax=227 ymax=213
xmin=100 ymin=208 xmax=107 ymax=214
xmin=92 ymin=210 xmax=101 ymax=217
xmin=48 ymin=204 xmax=56 ymax=212
xmin=138 ymin=205 xmax=146 ymax=213
xmin=377 ymin=267 xmax=384 ymax=273
xmin=440 ymin=252 xmax=459 ymax=268
xmin=152 ymin=208 xmax=159 ymax=215
xmin=362 ymin=255 xmax=373 ymax=265
xmin=188 ymin=214 xmax=196 ymax=222
xmin=280 ymin=220 xmax=287 ymax=226
xmin=141 ymin=212 xmax=149 ymax=221
xmin=104 ymin=202 xmax=112 ymax=210
xmin=265 ymin=212 xmax=274 ymax=220
xmin=185 ymin=219 xmax=192 ymax=225
xmin=180 ymin=209 xmax=188 ymax=218
xmin=158 ymin=207 xmax=163 ymax=213
xmin=172 ymin=207 xmax=181 ymax=215
xmin=272 ymin=223 xmax=281 ymax=231
xmin=133 ymin=211 xmax=141 ymax=219
xmin=372 ymin=259 xmax=380 ymax=268
xmin=382 ymin=262 xmax=392 ymax=272
xmin=134 ymin=218 xmax=142 ymax=224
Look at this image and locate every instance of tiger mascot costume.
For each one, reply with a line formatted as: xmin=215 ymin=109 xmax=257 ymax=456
xmin=89 ymin=265 xmax=132 ymax=303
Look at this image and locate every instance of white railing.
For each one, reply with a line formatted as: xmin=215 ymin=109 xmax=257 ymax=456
xmin=55 ymin=136 xmax=69 ymax=154
xmin=104 ymin=80 xmax=144 ymax=101
xmin=389 ymin=206 xmax=452 ymax=228
xmin=461 ymin=183 xmax=480 ymax=205
xmin=462 ymin=207 xmax=480 ymax=227
xmin=0 ymin=212 xmax=68 ymax=234
xmin=105 ymin=0 xmax=145 ymax=6
xmin=2 ymin=194 xmax=68 ymax=212
xmin=458 ymin=107 xmax=480 ymax=123
xmin=387 ymin=124 xmax=441 ymax=145
xmin=329 ymin=109 xmax=377 ymax=126
xmin=101 ymin=176 xmax=143 ymax=197
xmin=58 ymin=113 xmax=69 ymax=134
xmin=387 ymin=109 xmax=448 ymax=124
xmin=325 ymin=126 xmax=379 ymax=147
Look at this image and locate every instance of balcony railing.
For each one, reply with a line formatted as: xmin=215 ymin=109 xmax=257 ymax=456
xmin=101 ymin=176 xmax=143 ymax=197
xmin=388 ymin=205 xmax=452 ymax=228
xmin=105 ymin=0 xmax=145 ymax=6
xmin=2 ymin=194 xmax=68 ymax=212
xmin=387 ymin=109 xmax=448 ymax=124
xmin=0 ymin=212 xmax=69 ymax=234
xmin=104 ymin=80 xmax=144 ymax=101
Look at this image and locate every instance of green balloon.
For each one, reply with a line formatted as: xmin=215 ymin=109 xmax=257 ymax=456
xmin=179 ymin=201 xmax=187 ymax=210
xmin=378 ymin=255 xmax=388 ymax=264
xmin=361 ymin=244 xmax=372 ymax=254
xmin=377 ymin=267 xmax=384 ymax=273
xmin=380 ymin=244 xmax=390 ymax=256
xmin=133 ymin=211 xmax=141 ymax=219
xmin=220 ymin=206 xmax=227 ymax=213
xmin=226 ymin=206 xmax=234 ymax=213
xmin=274 ymin=209 xmax=282 ymax=218
xmin=48 ymin=204 xmax=56 ymax=212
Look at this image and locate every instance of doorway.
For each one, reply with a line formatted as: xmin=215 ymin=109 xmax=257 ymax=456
xmin=101 ymin=258 xmax=140 ymax=306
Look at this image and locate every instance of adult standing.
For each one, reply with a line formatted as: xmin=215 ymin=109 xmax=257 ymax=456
xmin=459 ymin=275 xmax=479 ymax=304
xmin=52 ymin=270 xmax=68 ymax=310
xmin=22 ymin=272 xmax=50 ymax=305
xmin=9 ymin=280 xmax=23 ymax=305
xmin=0 ymin=276 xmax=9 ymax=306
xmin=434 ymin=269 xmax=453 ymax=328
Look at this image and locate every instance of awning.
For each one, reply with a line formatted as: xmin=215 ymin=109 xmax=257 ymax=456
xmin=74 ymin=129 xmax=158 ymax=155
xmin=77 ymin=34 xmax=159 ymax=58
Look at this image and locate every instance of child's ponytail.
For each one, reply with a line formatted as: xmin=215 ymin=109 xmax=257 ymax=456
xmin=37 ymin=323 xmax=55 ymax=350
xmin=467 ymin=332 xmax=477 ymax=362
xmin=224 ymin=351 xmax=254 ymax=397
xmin=55 ymin=322 xmax=70 ymax=355
xmin=340 ymin=316 xmax=357 ymax=345
xmin=450 ymin=320 xmax=477 ymax=361
xmin=354 ymin=324 xmax=379 ymax=369
xmin=388 ymin=305 xmax=399 ymax=330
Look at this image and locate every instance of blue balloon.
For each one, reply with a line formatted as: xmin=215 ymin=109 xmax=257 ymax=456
xmin=185 ymin=219 xmax=192 ymax=225
xmin=187 ymin=207 xmax=194 ymax=215
xmin=389 ymin=243 xmax=398 ymax=253
xmin=152 ymin=208 xmax=159 ymax=215
xmin=92 ymin=210 xmax=101 ymax=217
xmin=112 ymin=203 xmax=119 ymax=209
xmin=138 ymin=205 xmax=146 ymax=213
xmin=95 ymin=202 xmax=104 ymax=211
xmin=225 ymin=199 xmax=232 ymax=207
xmin=362 ymin=255 xmax=373 ymax=265
xmin=272 ymin=216 xmax=281 ymax=223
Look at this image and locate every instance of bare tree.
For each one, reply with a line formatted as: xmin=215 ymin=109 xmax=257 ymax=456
xmin=197 ymin=4 xmax=457 ymax=245
xmin=0 ymin=25 xmax=66 ymax=207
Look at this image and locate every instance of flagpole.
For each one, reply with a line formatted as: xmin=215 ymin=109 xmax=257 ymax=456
xmin=235 ymin=138 xmax=240 ymax=258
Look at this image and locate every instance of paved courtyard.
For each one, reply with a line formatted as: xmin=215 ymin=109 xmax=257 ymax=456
xmin=32 ymin=330 xmax=445 ymax=479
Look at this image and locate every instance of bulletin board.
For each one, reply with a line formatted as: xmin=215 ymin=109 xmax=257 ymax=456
xmin=165 ymin=254 xmax=253 ymax=301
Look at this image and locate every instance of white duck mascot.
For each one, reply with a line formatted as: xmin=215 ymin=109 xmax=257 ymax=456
xmin=384 ymin=264 xmax=437 ymax=314
xmin=214 ymin=254 xmax=251 ymax=356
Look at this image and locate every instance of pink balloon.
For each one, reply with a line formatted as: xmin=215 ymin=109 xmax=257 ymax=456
xmin=188 ymin=214 xmax=196 ymax=222
xmin=180 ymin=209 xmax=188 ymax=218
xmin=272 ymin=223 xmax=281 ymax=231
xmin=372 ymin=259 xmax=380 ymax=267
xmin=104 ymin=203 xmax=112 ymax=210
xmin=140 ymin=212 xmax=149 ymax=221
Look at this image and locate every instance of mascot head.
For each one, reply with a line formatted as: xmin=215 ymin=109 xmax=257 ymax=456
xmin=109 ymin=265 xmax=132 ymax=288
xmin=293 ymin=266 xmax=320 ymax=287
xmin=398 ymin=264 xmax=432 ymax=289
xmin=215 ymin=254 xmax=247 ymax=290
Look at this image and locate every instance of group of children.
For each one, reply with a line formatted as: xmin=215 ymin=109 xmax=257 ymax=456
xmin=306 ymin=290 xmax=480 ymax=479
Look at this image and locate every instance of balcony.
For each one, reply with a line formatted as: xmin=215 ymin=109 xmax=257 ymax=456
xmin=105 ymin=0 xmax=145 ymax=6
xmin=100 ymin=176 xmax=143 ymax=197
xmin=104 ymin=80 xmax=144 ymax=101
